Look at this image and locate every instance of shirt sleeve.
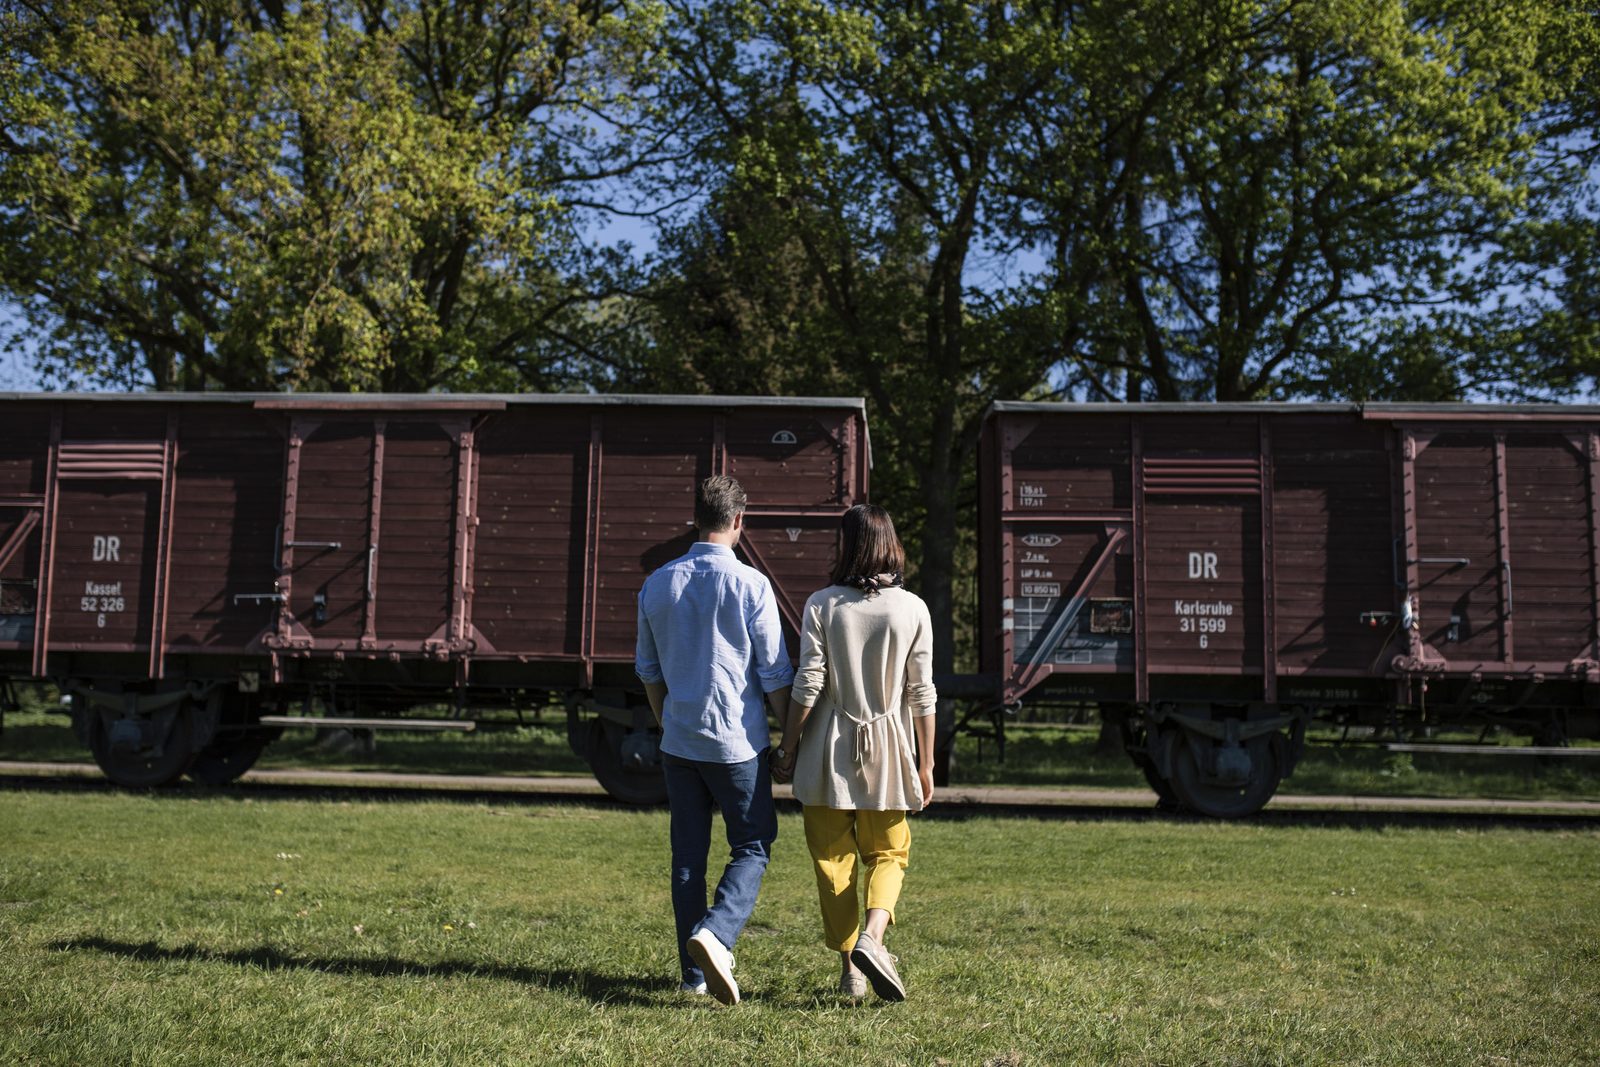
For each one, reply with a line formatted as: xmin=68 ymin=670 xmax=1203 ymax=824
xmin=746 ymin=576 xmax=796 ymax=693
xmin=634 ymin=583 xmax=664 ymax=685
xmin=791 ymin=593 xmax=828 ymax=708
xmin=904 ymin=597 xmax=938 ymax=717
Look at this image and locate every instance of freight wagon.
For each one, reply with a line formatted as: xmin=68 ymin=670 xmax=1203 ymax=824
xmin=0 ymin=393 xmax=868 ymax=802
xmin=979 ymin=402 xmax=1600 ymax=815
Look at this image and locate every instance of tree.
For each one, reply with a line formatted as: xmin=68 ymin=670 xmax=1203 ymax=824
xmin=630 ymin=0 xmax=1596 ymax=679
xmin=1008 ymin=0 xmax=1600 ymax=402
xmin=0 ymin=0 xmax=654 ymax=391
xmin=629 ymin=0 xmax=1076 ymax=678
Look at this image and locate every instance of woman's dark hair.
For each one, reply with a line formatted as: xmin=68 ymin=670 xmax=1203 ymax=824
xmin=831 ymin=504 xmax=906 ymax=592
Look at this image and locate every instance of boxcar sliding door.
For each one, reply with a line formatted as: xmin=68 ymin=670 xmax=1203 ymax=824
xmin=279 ymin=418 xmax=461 ymax=653
xmin=1404 ymin=426 xmax=1597 ymax=673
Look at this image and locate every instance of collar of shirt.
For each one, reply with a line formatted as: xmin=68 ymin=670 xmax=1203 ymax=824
xmin=689 ymin=542 xmax=736 ymax=558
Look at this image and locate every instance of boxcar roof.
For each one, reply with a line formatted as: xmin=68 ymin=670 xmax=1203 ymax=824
xmin=0 ymin=391 xmax=866 ymax=410
xmin=988 ymin=400 xmax=1600 ymax=417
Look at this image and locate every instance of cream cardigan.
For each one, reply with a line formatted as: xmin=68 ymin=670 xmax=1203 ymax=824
xmin=789 ymin=584 xmax=938 ymax=811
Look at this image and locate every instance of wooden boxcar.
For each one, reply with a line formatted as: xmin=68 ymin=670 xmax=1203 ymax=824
xmin=979 ymin=402 xmax=1600 ymax=815
xmin=0 ymin=392 xmax=869 ymax=800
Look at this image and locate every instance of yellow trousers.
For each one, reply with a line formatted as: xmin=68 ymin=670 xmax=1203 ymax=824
xmin=802 ymin=805 xmax=911 ymax=952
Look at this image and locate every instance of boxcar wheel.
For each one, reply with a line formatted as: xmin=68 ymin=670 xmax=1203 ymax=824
xmin=88 ymin=711 xmax=197 ymax=788
xmin=187 ymin=736 xmax=269 ymax=786
xmin=586 ymin=718 xmax=669 ymax=805
xmin=1114 ymin=711 xmax=1181 ymax=811
xmin=1138 ymin=761 xmax=1183 ymax=811
xmin=1169 ymin=730 xmax=1281 ymax=818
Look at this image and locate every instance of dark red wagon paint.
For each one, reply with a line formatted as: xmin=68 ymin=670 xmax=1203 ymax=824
xmin=980 ymin=402 xmax=1600 ymax=815
xmin=0 ymin=393 xmax=868 ymax=800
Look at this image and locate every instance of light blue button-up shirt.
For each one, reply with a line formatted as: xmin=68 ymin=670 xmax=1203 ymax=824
xmin=635 ymin=542 xmax=794 ymax=763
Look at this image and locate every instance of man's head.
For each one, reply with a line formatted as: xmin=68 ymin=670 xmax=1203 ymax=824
xmin=695 ymin=475 xmax=747 ymax=539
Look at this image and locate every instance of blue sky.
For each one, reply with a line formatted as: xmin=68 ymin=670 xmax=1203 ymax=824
xmin=0 ymin=300 xmax=34 ymax=390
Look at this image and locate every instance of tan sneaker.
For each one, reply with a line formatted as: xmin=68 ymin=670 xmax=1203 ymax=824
xmin=840 ymin=971 xmax=868 ymax=1000
xmin=849 ymin=933 xmax=905 ymax=1001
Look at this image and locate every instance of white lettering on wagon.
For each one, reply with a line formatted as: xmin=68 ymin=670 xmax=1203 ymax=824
xmin=1173 ymin=599 xmax=1234 ymax=649
xmin=1018 ymin=485 xmax=1047 ymax=508
xmin=1021 ymin=533 xmax=1061 ymax=548
xmin=1173 ymin=600 xmax=1234 ymax=616
xmin=1022 ymin=583 xmax=1061 ymax=597
xmin=1187 ymin=551 xmax=1218 ymax=579
xmin=80 ymin=579 xmax=126 ymax=628
xmin=93 ymin=535 xmax=121 ymax=562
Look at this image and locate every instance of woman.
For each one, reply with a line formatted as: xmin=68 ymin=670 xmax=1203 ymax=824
xmin=771 ymin=504 xmax=938 ymax=1002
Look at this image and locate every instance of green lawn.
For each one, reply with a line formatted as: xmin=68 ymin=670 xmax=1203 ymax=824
xmin=0 ymin=790 xmax=1595 ymax=1065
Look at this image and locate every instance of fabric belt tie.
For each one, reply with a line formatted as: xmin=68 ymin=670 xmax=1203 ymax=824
xmin=837 ymin=704 xmax=890 ymax=766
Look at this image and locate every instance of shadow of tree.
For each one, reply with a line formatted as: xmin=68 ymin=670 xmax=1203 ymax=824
xmin=47 ymin=937 xmax=665 ymax=1006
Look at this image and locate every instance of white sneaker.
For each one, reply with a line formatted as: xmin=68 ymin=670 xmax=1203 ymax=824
xmin=687 ymin=928 xmax=740 ymax=1005
xmin=850 ymin=932 xmax=905 ymax=1002
xmin=679 ymin=979 xmax=708 ymax=995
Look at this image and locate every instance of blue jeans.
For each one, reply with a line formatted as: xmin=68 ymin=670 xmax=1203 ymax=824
xmin=662 ymin=749 xmax=777 ymax=985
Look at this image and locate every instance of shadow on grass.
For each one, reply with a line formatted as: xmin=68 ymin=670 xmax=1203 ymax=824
xmin=47 ymin=936 xmax=664 ymax=1006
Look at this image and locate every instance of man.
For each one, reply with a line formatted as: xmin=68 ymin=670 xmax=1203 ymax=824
xmin=635 ymin=474 xmax=793 ymax=1005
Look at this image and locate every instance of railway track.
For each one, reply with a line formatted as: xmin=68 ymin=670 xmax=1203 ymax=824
xmin=5 ymin=760 xmax=1597 ymax=827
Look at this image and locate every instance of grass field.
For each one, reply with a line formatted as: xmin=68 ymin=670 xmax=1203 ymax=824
xmin=0 ymin=789 xmax=1596 ymax=1065
xmin=6 ymin=693 xmax=1599 ymax=802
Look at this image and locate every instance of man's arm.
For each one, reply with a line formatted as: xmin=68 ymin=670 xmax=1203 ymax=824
xmin=771 ymin=696 xmax=812 ymax=783
xmin=643 ymin=680 xmax=667 ymax=728
xmin=765 ymin=686 xmax=792 ymax=724
xmin=747 ymin=576 xmax=797 ymax=702
xmin=635 ymin=588 xmax=666 ymax=727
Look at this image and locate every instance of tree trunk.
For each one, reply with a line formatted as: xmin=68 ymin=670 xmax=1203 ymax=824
xmin=917 ymin=429 xmax=959 ymax=677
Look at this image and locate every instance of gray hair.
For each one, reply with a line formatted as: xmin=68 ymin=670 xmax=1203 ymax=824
xmin=695 ymin=475 xmax=747 ymax=532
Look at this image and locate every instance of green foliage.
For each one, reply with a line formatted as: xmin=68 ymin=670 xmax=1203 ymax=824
xmin=621 ymin=0 xmax=1597 ymax=673
xmin=0 ymin=0 xmax=648 ymax=391
xmin=623 ymin=0 xmax=1092 ymax=670
xmin=1010 ymin=0 xmax=1600 ymax=401
xmin=3 ymin=0 xmax=1596 ymax=675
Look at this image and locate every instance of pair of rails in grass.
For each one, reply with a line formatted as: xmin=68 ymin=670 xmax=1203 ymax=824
xmin=0 ymin=393 xmax=1595 ymax=816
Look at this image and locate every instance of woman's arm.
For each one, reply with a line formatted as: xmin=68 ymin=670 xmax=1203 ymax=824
xmin=772 ymin=698 xmax=812 ymax=783
xmin=914 ymin=711 xmax=936 ymax=809
xmin=774 ymin=594 xmax=828 ymax=783
xmin=907 ymin=598 xmax=938 ymax=808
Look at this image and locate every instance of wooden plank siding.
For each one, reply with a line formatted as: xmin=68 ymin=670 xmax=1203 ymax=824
xmin=1414 ymin=434 xmax=1504 ymax=663
xmin=472 ymin=412 xmax=587 ymax=656
xmin=165 ymin=410 xmax=283 ymax=649
xmin=371 ymin=422 xmax=456 ymax=643
xmin=1270 ymin=417 xmax=1394 ymax=674
xmin=983 ymin=403 xmax=1600 ymax=706
xmin=1506 ymin=435 xmax=1593 ymax=663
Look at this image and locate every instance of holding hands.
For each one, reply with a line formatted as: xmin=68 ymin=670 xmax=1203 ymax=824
xmin=771 ymin=745 xmax=797 ymax=784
